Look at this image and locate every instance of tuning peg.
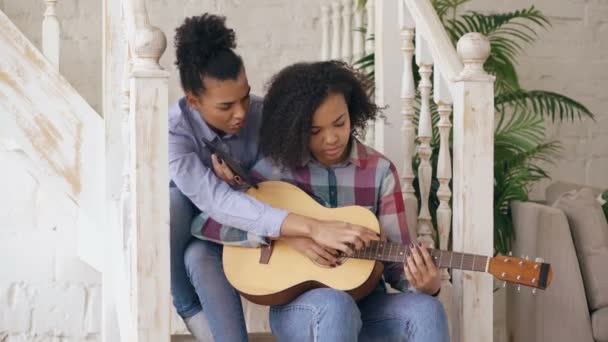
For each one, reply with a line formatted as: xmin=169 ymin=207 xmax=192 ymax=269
xmin=508 ymin=251 xmax=513 ymax=256
xmin=517 ymin=285 xmax=521 ymax=292
xmin=532 ymin=289 xmax=537 ymax=295
xmin=502 ymin=281 xmax=507 ymax=288
xmin=525 ymin=255 xmax=529 ymax=261
xmin=535 ymin=257 xmax=544 ymax=263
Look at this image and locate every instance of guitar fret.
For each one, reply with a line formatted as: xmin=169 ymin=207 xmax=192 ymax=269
xmin=472 ymin=255 xmax=476 ymax=272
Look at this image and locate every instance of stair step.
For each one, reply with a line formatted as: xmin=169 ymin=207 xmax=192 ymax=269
xmin=171 ymin=333 xmax=276 ymax=342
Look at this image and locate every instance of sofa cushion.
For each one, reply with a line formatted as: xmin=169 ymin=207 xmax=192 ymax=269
xmin=592 ymin=307 xmax=608 ymax=342
xmin=553 ymin=188 xmax=608 ymax=310
xmin=546 ymin=181 xmax=604 ymax=206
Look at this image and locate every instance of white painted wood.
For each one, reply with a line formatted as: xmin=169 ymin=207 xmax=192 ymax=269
xmin=330 ymin=2 xmax=341 ymax=60
xmin=451 ymin=32 xmax=495 ymax=342
xmin=0 ymin=10 xmax=104 ymax=271
xmin=404 ymin=0 xmax=463 ymax=91
xmin=363 ymin=0 xmax=376 ymax=147
xmin=128 ymin=71 xmax=170 ymax=342
xmin=364 ymin=0 xmax=374 ymax=71
xmin=321 ymin=5 xmax=330 ymax=60
xmin=42 ymin=0 xmax=60 ymax=67
xmin=434 ymin=65 xmax=454 ymax=339
xmin=372 ymin=0 xmax=402 ymax=155
xmin=110 ymin=1 xmax=171 ymax=340
xmin=340 ymin=0 xmax=352 ymax=63
xmin=102 ymin=0 xmax=132 ymax=340
xmin=415 ymin=32 xmax=434 ymax=246
xmin=398 ymin=0 xmax=417 ymax=240
xmin=352 ymin=1 xmax=364 ymax=64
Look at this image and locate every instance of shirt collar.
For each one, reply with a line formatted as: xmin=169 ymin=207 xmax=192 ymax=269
xmin=181 ymin=98 xmax=240 ymax=143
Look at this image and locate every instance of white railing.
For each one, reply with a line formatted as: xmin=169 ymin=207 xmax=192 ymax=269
xmin=399 ymin=1 xmax=495 ymax=340
xmin=322 ymin=0 xmax=496 ymax=341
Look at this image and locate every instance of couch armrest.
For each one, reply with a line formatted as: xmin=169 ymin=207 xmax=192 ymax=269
xmin=508 ymin=201 xmax=594 ymax=342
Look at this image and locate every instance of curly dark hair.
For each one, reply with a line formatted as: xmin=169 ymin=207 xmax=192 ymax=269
xmin=260 ymin=61 xmax=379 ymax=168
xmin=174 ymin=13 xmax=243 ymax=95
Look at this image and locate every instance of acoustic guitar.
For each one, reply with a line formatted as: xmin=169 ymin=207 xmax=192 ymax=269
xmin=223 ymin=181 xmax=553 ymax=305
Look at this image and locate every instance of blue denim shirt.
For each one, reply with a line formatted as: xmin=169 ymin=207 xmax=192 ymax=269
xmin=168 ymin=95 xmax=287 ymax=237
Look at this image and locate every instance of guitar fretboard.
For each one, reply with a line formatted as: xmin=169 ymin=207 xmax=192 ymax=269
xmin=351 ymin=241 xmax=488 ymax=272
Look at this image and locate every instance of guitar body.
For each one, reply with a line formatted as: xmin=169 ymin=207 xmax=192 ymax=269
xmin=223 ymin=181 xmax=384 ymax=305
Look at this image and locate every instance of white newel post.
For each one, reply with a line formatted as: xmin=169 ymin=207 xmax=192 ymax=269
xmin=398 ymin=0 xmax=418 ymax=241
xmin=123 ymin=0 xmax=171 ymax=339
xmin=451 ymin=32 xmax=495 ymax=342
xmin=414 ymin=31 xmax=434 ymax=246
xmin=42 ymin=0 xmax=60 ymax=67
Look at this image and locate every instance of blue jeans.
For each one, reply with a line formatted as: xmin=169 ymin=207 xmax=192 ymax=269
xmin=170 ymin=187 xmax=248 ymax=341
xmin=270 ymin=288 xmax=449 ymax=342
xmin=170 ymin=186 xmax=200 ymax=318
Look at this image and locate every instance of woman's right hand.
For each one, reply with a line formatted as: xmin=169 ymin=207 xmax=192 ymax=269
xmin=281 ymin=237 xmax=340 ymax=267
xmin=280 ymin=214 xmax=379 ymax=255
xmin=308 ymin=219 xmax=379 ymax=255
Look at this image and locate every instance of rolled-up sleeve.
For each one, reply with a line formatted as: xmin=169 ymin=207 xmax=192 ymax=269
xmin=169 ymin=120 xmax=287 ymax=237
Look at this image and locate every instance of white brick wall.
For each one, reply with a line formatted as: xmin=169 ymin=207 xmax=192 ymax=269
xmin=0 ymin=0 xmax=606 ymax=340
xmin=0 ymin=148 xmax=101 ymax=341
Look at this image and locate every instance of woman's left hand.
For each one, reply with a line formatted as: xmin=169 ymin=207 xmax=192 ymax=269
xmin=404 ymin=242 xmax=441 ymax=296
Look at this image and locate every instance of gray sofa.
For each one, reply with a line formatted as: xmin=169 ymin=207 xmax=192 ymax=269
xmin=508 ymin=182 xmax=608 ymax=342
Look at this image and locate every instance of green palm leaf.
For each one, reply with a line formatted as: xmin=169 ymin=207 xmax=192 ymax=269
xmin=496 ymin=90 xmax=594 ymax=122
xmin=432 ymin=0 xmax=472 ymax=20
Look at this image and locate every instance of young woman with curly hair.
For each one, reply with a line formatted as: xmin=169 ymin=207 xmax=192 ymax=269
xmin=193 ymin=61 xmax=449 ymax=341
xmin=169 ymin=15 xmax=378 ymax=341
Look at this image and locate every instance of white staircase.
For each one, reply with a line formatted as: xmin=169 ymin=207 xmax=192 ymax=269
xmin=1 ymin=0 xmax=496 ymax=341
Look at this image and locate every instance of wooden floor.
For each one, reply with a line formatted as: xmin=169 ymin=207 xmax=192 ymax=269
xmin=172 ymin=333 xmax=276 ymax=342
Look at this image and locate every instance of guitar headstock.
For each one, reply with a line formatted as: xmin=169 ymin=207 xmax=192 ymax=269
xmin=488 ymin=255 xmax=553 ymax=290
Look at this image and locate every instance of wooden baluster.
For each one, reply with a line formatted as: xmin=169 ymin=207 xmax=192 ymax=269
xmin=42 ymin=0 xmax=60 ymax=67
xmin=434 ymin=65 xmax=454 ymax=339
xmin=102 ymin=0 xmax=131 ymax=338
xmin=363 ymin=0 xmax=375 ymax=147
xmin=321 ymin=5 xmax=330 ymax=60
xmin=364 ymin=0 xmax=374 ymax=66
xmin=415 ymin=31 xmax=435 ymax=246
xmin=341 ymin=0 xmax=352 ymax=63
xmin=398 ymin=0 xmax=418 ymax=240
xmin=120 ymin=15 xmax=133 ymax=250
xmin=416 ymin=31 xmax=434 ymax=245
xmin=330 ymin=2 xmax=342 ymax=60
xmin=352 ymin=0 xmax=364 ymax=64
xmin=434 ymin=67 xmax=453 ymax=286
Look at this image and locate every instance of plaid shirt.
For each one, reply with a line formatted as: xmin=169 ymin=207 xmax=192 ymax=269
xmin=191 ymin=139 xmax=412 ymax=291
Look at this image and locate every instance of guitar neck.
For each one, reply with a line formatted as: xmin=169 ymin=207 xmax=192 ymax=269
xmin=351 ymin=241 xmax=489 ymax=273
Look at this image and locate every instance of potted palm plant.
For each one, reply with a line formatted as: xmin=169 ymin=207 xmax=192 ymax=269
xmin=353 ymin=0 xmax=594 ymax=254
